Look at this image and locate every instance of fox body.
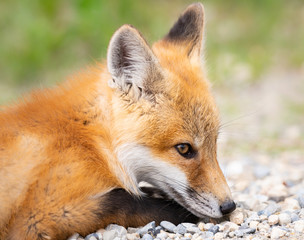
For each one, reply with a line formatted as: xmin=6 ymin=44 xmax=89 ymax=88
xmin=0 ymin=3 xmax=235 ymax=240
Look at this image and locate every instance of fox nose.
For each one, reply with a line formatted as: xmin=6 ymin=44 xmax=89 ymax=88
xmin=220 ymin=200 xmax=236 ymax=215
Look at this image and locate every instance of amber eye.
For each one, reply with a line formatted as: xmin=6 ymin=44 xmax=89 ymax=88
xmin=175 ymin=143 xmax=197 ymax=159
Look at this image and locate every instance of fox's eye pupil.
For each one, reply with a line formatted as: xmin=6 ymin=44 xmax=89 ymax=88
xmin=175 ymin=143 xmax=197 ymax=159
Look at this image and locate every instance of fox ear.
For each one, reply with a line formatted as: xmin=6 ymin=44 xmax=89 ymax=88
xmin=107 ymin=25 xmax=162 ymax=100
xmin=165 ymin=3 xmax=205 ymax=60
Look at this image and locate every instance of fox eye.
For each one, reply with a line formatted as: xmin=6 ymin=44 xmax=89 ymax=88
xmin=175 ymin=143 xmax=197 ymax=159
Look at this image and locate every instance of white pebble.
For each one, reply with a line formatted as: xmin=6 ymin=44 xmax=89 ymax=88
xmin=223 ymin=222 xmax=239 ymax=232
xmin=230 ymin=208 xmax=245 ymax=225
xmin=259 ymin=214 xmax=267 ymax=221
xmin=249 ymin=220 xmax=259 ymax=229
xmin=228 ymin=231 xmax=235 ymax=238
xmin=214 ymin=232 xmax=224 ymax=240
xmin=268 ymin=215 xmax=279 ymax=225
xmin=294 ymin=220 xmax=304 ymax=232
xmin=281 ymin=198 xmax=300 ymax=211
xmin=197 ymin=222 xmax=204 ymax=231
xmin=270 ymin=227 xmax=286 ymax=239
xmin=257 ymin=223 xmax=270 ymax=232
xmin=126 ymin=233 xmax=139 ymax=240
xmin=184 ymin=233 xmax=192 ymax=238
xmin=203 ymin=223 xmax=214 ymax=231
xmin=156 ymin=232 xmax=168 ymax=239
xmin=278 ymin=213 xmax=291 ymax=225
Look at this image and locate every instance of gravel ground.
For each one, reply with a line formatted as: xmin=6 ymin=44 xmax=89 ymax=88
xmin=68 ymin=69 xmax=304 ymax=240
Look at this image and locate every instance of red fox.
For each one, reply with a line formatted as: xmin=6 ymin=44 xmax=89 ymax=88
xmin=0 ymin=3 xmax=235 ymax=240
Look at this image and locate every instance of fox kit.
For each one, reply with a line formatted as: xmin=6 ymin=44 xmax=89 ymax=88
xmin=0 ymin=3 xmax=235 ymax=240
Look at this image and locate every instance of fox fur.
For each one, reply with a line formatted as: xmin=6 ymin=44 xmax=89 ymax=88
xmin=0 ymin=3 xmax=235 ymax=240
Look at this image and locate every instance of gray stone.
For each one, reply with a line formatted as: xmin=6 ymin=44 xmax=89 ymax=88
xmin=156 ymin=232 xmax=168 ymax=239
xmin=160 ymin=221 xmax=176 ymax=233
xmin=137 ymin=221 xmax=155 ymax=236
xmin=235 ymin=227 xmax=256 ymax=237
xmin=204 ymin=231 xmax=214 ymax=238
xmin=181 ymin=222 xmax=196 ymax=230
xmin=298 ymin=195 xmax=304 ymax=208
xmin=103 ymin=230 xmax=118 ymax=240
xmin=85 ymin=233 xmax=99 ymax=240
xmin=186 ymin=226 xmax=200 ymax=234
xmin=254 ymin=165 xmax=270 ymax=179
xmin=127 ymin=227 xmax=138 ymax=234
xmin=174 ymin=224 xmax=187 ymax=235
xmin=106 ymin=224 xmax=127 ymax=237
xmin=259 ymin=203 xmax=280 ymax=217
xmin=291 ymin=212 xmax=299 ymax=222
xmin=209 ymin=225 xmax=220 ymax=234
xmin=154 ymin=226 xmax=162 ymax=235
xmin=142 ymin=234 xmax=153 ymax=240
xmin=235 ymin=230 xmax=244 ymax=238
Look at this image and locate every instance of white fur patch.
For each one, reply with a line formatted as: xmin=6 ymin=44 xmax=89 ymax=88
xmin=116 ymin=143 xmax=223 ymax=218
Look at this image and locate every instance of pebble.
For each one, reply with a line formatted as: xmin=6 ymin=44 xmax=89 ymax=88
xmin=174 ymin=224 xmax=187 ymax=235
xmin=208 ymin=225 xmax=219 ymax=234
xmin=156 ymin=232 xmax=168 ymax=239
xmin=214 ymin=232 xmax=224 ymax=240
xmin=291 ymin=212 xmax=299 ymax=222
xmin=138 ymin=221 xmax=155 ymax=236
xmin=259 ymin=202 xmax=280 ymax=217
xmin=298 ymin=195 xmax=304 ymax=208
xmin=106 ymin=224 xmax=127 ymax=237
xmin=84 ymin=233 xmax=99 ymax=240
xmin=294 ymin=220 xmax=304 ymax=232
xmin=103 ymin=230 xmax=117 ymax=240
xmin=184 ymin=233 xmax=192 ymax=238
xmin=186 ymin=226 xmax=199 ymax=234
xmin=281 ymin=198 xmax=301 ymax=211
xmin=271 ymin=227 xmax=286 ymax=239
xmin=268 ymin=214 xmax=279 ymax=225
xmin=126 ymin=233 xmax=139 ymax=240
xmin=278 ymin=213 xmax=291 ymax=225
xmin=249 ymin=220 xmax=259 ymax=229
xmin=142 ymin=233 xmax=153 ymax=240
xmin=223 ymin=222 xmax=239 ymax=232
xmin=203 ymin=223 xmax=214 ymax=231
xmin=230 ymin=208 xmax=245 ymax=225
xmin=257 ymin=222 xmax=270 ymax=232
xmin=160 ymin=221 xmax=176 ymax=233
xmin=254 ymin=165 xmax=270 ymax=179
xmin=197 ymin=222 xmax=204 ymax=231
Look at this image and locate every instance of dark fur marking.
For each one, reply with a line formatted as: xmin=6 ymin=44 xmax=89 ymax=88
xmin=99 ymin=188 xmax=199 ymax=225
xmin=166 ymin=9 xmax=199 ymax=42
xmin=165 ymin=3 xmax=203 ymax=45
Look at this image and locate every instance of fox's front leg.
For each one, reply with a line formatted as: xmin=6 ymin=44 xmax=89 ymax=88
xmin=7 ymin=188 xmax=198 ymax=240
xmin=98 ymin=188 xmax=199 ymax=227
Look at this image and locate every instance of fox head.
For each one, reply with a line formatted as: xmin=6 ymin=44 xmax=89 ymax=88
xmin=106 ymin=3 xmax=235 ymax=218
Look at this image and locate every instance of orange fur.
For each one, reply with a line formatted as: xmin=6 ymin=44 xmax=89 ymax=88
xmin=0 ymin=3 xmax=234 ymax=239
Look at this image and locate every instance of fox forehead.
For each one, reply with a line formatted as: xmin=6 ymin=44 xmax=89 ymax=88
xmin=147 ymin=45 xmax=220 ymax=148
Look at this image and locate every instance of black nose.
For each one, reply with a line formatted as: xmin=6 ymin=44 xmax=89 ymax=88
xmin=220 ymin=200 xmax=236 ymax=215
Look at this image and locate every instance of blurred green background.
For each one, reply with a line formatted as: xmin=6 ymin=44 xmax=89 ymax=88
xmin=0 ymin=0 xmax=303 ymax=156
xmin=1 ymin=0 xmax=303 ymax=104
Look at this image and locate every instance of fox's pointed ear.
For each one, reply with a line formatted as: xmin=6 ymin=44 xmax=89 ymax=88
xmin=165 ymin=3 xmax=205 ymax=60
xmin=107 ymin=25 xmax=162 ymax=100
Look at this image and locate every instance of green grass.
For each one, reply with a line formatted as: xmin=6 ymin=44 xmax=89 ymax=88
xmin=0 ymin=0 xmax=303 ymax=103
